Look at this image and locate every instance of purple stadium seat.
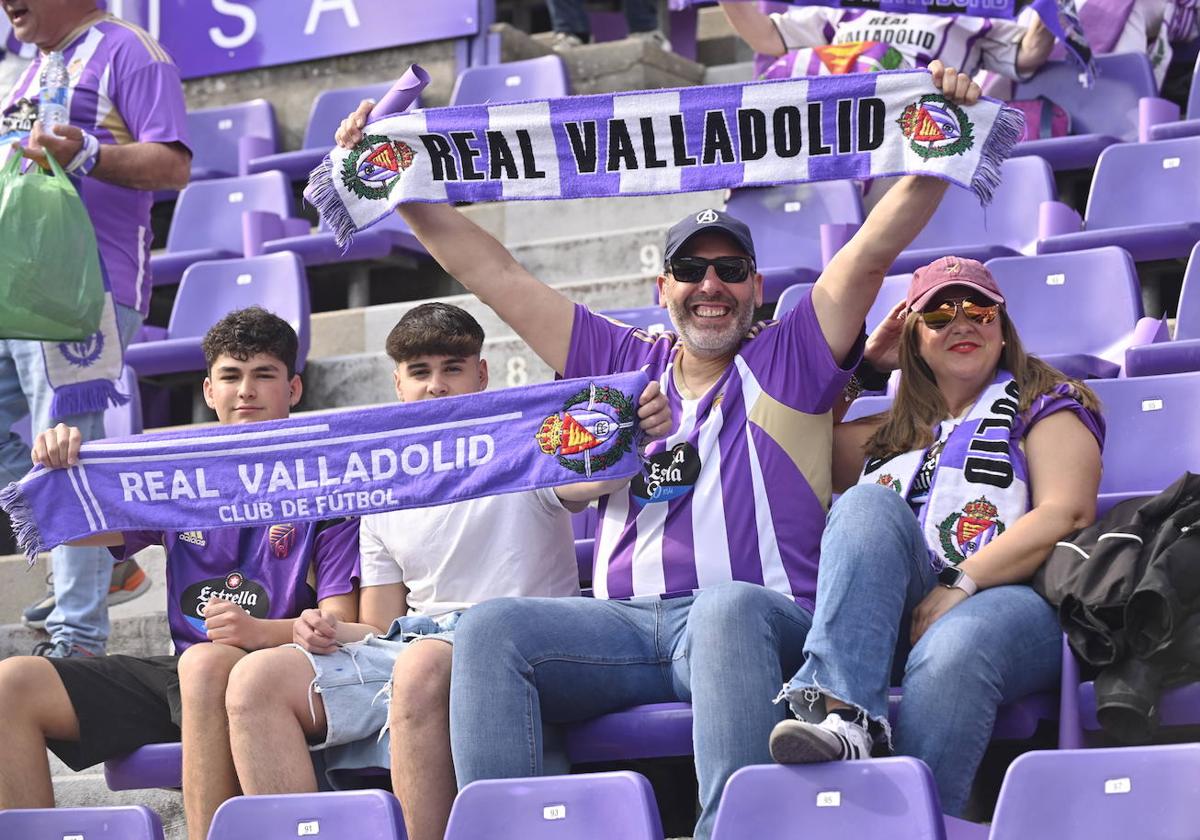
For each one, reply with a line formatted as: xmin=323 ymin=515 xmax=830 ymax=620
xmin=575 ymin=538 xmax=594 ymax=586
xmin=1085 ymin=372 xmax=1200 ymax=514
xmin=208 ymin=791 xmax=405 ymax=840
xmin=598 ymin=306 xmax=676 ymax=333
xmin=565 ymin=703 xmax=694 ymax=763
xmin=864 ymin=274 xmax=913 ymax=333
xmin=889 ymin=157 xmax=1070 ymax=274
xmin=186 ymin=99 xmax=277 ymax=181
xmin=710 ymin=760 xmax=987 ymax=840
xmin=843 ymin=394 xmax=893 ymax=422
xmin=150 ymin=171 xmax=299 ymax=288
xmin=245 ymin=82 xmax=396 ymax=181
xmin=444 ymin=771 xmax=663 ymax=840
xmin=1147 ymin=51 xmax=1200 ymax=141
xmin=449 ymin=55 xmax=570 ymax=106
xmin=772 ymin=282 xmax=814 ymax=319
xmin=1011 ymin=53 xmax=1167 ymax=171
xmin=725 ymin=181 xmax=865 ymax=302
xmin=126 ymin=253 xmax=311 ymax=378
xmin=989 ymin=744 xmax=1200 ymax=839
xmin=104 ymin=741 xmax=182 ymax=791
xmin=0 ymin=805 xmax=164 ymax=839
xmin=571 ymin=507 xmax=598 ymax=539
xmin=1125 ymin=241 xmax=1200 ymax=376
xmin=1037 ymin=137 xmax=1200 ymax=262
xmin=986 ymin=248 xmax=1167 ymax=379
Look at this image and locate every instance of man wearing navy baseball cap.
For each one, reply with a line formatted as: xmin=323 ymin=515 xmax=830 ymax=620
xmin=338 ymin=61 xmax=985 ymax=840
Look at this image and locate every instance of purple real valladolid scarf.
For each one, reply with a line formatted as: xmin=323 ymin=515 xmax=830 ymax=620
xmin=0 ymin=372 xmax=649 ymax=560
xmin=306 ymin=68 xmax=1024 ymax=250
xmin=674 ymin=0 xmax=1096 ymax=86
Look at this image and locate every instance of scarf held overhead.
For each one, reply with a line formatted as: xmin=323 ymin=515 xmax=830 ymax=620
xmin=0 ymin=372 xmax=649 ymax=559
xmin=673 ymin=0 xmax=1095 ymax=85
xmin=307 ymin=69 xmax=1023 ymax=249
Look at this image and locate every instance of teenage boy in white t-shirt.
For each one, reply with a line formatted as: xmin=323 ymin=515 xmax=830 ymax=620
xmin=224 ymin=302 xmax=670 ymax=840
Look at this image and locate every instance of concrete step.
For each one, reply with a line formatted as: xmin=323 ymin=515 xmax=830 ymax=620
xmin=52 ymin=771 xmax=185 ymax=840
xmin=703 ymin=61 xmax=756 ymax=86
xmin=696 ymin=6 xmax=757 ymax=67
xmin=310 ymin=272 xmax=657 ymax=360
xmin=0 ymin=546 xmax=168 ymax=641
xmin=0 ymin=610 xmax=172 ymax=660
xmin=509 ymin=224 xmax=673 ymax=286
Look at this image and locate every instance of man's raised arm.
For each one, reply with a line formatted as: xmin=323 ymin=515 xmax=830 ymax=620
xmin=810 ymin=61 xmax=979 ymax=362
xmin=337 ymin=102 xmax=576 ymax=375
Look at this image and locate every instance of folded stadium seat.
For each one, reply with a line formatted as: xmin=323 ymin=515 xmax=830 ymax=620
xmin=571 ymin=507 xmax=598 ymax=539
xmin=1010 ymin=53 xmax=1168 ymax=171
xmin=208 ymin=790 xmax=405 ymax=840
xmin=0 ymin=805 xmax=164 ymax=839
xmin=125 ymin=253 xmax=311 ymax=378
xmin=104 ymin=741 xmax=182 ymax=791
xmin=723 ymin=181 xmax=864 ymax=305
xmin=244 ymin=82 xmax=396 ymax=181
xmin=448 ymin=54 xmax=571 ymax=105
xmin=444 ymin=772 xmax=663 ymax=840
xmin=149 ymin=170 xmax=303 ymax=289
xmin=1036 ymin=137 xmax=1200 ymax=262
xmin=710 ymin=760 xmax=987 ymax=840
xmin=1125 ymin=241 xmax=1200 ymax=376
xmin=843 ymin=394 xmax=893 ymax=422
xmin=986 ymin=247 xmax=1167 ymax=379
xmin=597 ymin=306 xmax=676 ymax=333
xmin=152 ymin=100 xmax=278 ymax=203
xmin=772 ymin=282 xmax=814 ymax=319
xmin=1086 ymin=372 xmax=1200 ymax=513
xmin=883 ymin=157 xmax=1073 ymax=274
xmin=1145 ymin=51 xmax=1200 ymax=141
xmin=989 ymin=745 xmax=1200 ymax=839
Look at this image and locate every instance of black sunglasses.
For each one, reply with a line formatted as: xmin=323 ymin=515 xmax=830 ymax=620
xmin=667 ymin=256 xmax=755 ymax=284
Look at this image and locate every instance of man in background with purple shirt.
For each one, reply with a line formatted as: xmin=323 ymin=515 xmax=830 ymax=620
xmin=336 ymin=62 xmax=982 ymax=839
xmin=0 ymin=0 xmax=191 ymax=657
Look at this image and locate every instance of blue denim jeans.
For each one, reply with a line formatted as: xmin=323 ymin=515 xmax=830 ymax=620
xmin=0 ymin=304 xmax=143 ymax=654
xmin=547 ymin=0 xmax=659 ymax=36
xmin=449 ymin=583 xmax=814 ymax=840
xmin=786 ymin=484 xmax=1062 ymax=816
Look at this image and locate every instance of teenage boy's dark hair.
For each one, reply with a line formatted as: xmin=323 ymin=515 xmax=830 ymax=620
xmin=202 ymin=306 xmax=299 ymax=377
xmin=386 ymin=303 xmax=485 ymax=364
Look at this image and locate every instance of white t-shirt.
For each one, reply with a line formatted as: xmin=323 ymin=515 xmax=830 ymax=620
xmin=771 ymin=8 xmax=1028 ymax=79
xmin=358 ymin=487 xmax=580 ymax=618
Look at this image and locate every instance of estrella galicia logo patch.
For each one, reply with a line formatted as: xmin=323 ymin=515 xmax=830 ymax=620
xmin=897 ymin=95 xmax=974 ymax=160
xmin=875 ymin=473 xmax=902 ymax=493
xmin=536 ymin=382 xmax=637 ymax=478
xmin=631 ymin=442 xmax=701 ymax=506
xmin=181 ymin=571 xmax=270 ymax=634
xmin=342 ymin=134 xmax=416 ymax=201
xmin=937 ymin=496 xmax=1005 ymax=564
xmin=268 ymin=523 xmax=296 ymax=558
xmin=57 ymin=332 xmax=104 ymax=368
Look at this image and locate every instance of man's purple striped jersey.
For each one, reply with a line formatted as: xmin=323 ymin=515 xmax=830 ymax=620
xmin=565 ymin=295 xmax=860 ymax=610
xmin=1 ymin=13 xmax=189 ymax=316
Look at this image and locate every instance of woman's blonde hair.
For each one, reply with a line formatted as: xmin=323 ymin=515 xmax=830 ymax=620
xmin=864 ymin=308 xmax=1101 ymax=458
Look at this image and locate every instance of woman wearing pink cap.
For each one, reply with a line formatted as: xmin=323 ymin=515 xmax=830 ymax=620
xmin=769 ymin=256 xmax=1105 ymax=817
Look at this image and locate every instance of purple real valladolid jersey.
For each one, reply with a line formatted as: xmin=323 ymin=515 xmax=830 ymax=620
xmin=117 ymin=518 xmax=361 ymax=653
xmin=565 ymin=295 xmax=861 ymax=611
xmin=0 ymin=14 xmax=190 ymax=316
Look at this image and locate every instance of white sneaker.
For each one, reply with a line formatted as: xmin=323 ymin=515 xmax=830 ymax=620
xmin=770 ymin=712 xmax=873 ymax=764
xmin=629 ymin=29 xmax=673 ymax=52
xmin=549 ymin=32 xmax=586 ymax=52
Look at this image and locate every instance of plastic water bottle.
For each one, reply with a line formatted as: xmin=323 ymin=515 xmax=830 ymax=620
xmin=38 ymin=50 xmax=69 ymax=135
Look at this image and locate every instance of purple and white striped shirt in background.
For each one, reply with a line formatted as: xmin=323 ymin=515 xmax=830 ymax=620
xmin=565 ymin=295 xmax=862 ymax=610
xmin=0 ymin=14 xmax=190 ymax=317
xmin=771 ymin=8 xmax=1029 ymax=79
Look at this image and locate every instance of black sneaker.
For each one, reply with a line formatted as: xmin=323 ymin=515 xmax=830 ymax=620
xmin=770 ymin=710 xmax=873 ymax=764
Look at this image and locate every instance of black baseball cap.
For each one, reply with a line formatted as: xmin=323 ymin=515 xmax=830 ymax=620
xmin=663 ymin=208 xmax=757 ymax=265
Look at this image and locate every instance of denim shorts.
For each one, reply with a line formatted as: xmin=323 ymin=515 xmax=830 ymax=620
xmin=295 ymin=612 xmax=460 ymax=751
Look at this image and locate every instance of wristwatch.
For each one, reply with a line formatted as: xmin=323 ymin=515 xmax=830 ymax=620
xmin=937 ymin=565 xmax=978 ymax=596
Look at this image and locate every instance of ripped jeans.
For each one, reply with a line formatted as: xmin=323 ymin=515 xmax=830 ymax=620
xmin=785 ymin=484 xmax=1062 ymax=816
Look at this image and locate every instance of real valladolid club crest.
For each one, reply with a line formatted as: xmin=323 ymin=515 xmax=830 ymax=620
xmin=875 ymin=473 xmax=902 ymax=493
xmin=57 ymin=332 xmax=104 ymax=368
xmin=897 ymin=95 xmax=975 ymax=160
xmin=536 ymin=383 xmax=637 ymax=478
xmin=342 ymin=134 xmax=416 ymax=200
xmin=938 ymin=496 xmax=1005 ymax=565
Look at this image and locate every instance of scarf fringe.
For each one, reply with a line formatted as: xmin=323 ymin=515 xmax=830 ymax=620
xmin=49 ymin=380 xmax=130 ymax=421
xmin=972 ymin=105 xmax=1025 ymax=205
xmin=0 ymin=481 xmax=45 ymax=563
xmin=304 ymin=155 xmax=357 ymax=252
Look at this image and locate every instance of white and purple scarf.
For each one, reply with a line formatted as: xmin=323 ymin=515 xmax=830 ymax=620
xmin=0 ymin=372 xmax=649 ymax=560
xmin=307 ymin=68 xmax=1024 ymax=249
xmin=677 ymin=0 xmax=1096 ymax=85
xmin=858 ymin=373 xmax=1028 ymax=569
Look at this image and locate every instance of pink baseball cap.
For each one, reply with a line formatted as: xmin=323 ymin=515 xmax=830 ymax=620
xmin=906 ymin=256 xmax=1005 ymax=312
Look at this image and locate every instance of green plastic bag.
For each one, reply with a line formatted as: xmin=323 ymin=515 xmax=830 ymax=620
xmin=0 ymin=151 xmax=104 ymax=340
